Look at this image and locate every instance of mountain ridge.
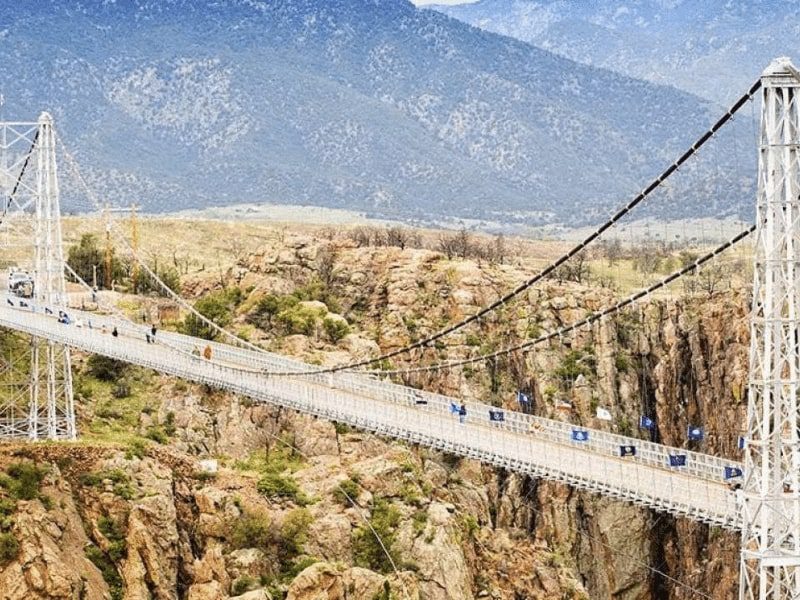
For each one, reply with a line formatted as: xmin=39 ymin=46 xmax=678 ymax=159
xmin=0 ymin=0 xmax=753 ymax=226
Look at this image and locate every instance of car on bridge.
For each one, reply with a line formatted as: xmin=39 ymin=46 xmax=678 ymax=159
xmin=7 ymin=268 xmax=32 ymax=298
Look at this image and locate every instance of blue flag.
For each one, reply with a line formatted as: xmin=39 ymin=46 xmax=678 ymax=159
xmin=516 ymin=391 xmax=530 ymax=405
xmin=738 ymin=436 xmax=746 ymax=450
xmin=724 ymin=466 xmax=743 ymax=479
xmin=669 ymin=454 xmax=687 ymax=467
xmin=688 ymin=426 xmax=705 ymax=441
xmin=619 ymin=445 xmax=636 ymax=457
xmin=450 ymin=402 xmax=460 ymax=414
xmin=639 ymin=415 xmax=655 ymax=430
xmin=489 ymin=410 xmax=505 ymax=422
xmin=571 ymin=429 xmax=589 ymax=442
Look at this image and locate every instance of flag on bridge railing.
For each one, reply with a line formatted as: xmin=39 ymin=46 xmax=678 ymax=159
xmin=669 ymin=454 xmax=687 ymax=467
xmin=516 ymin=391 xmax=531 ymax=405
xmin=489 ymin=410 xmax=505 ymax=422
xmin=450 ymin=402 xmax=460 ymax=414
xmin=639 ymin=416 xmax=655 ymax=430
xmin=571 ymin=429 xmax=589 ymax=442
xmin=724 ymin=466 xmax=743 ymax=479
xmin=595 ymin=407 xmax=613 ymax=421
xmin=619 ymin=445 xmax=637 ymax=457
xmin=688 ymin=426 xmax=705 ymax=441
xmin=738 ymin=436 xmax=746 ymax=450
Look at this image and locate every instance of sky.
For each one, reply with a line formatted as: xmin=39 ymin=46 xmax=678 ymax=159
xmin=410 ymin=0 xmax=479 ymax=5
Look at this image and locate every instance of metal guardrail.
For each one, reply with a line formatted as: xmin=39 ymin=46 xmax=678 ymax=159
xmin=0 ymin=304 xmax=743 ymax=529
xmin=140 ymin=319 xmax=740 ymax=486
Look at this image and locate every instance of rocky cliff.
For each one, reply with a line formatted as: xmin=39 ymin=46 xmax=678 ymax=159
xmin=0 ymin=226 xmax=747 ymax=599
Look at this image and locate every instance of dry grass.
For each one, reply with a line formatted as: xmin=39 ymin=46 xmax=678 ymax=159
xmin=0 ymin=211 xmax=753 ymax=302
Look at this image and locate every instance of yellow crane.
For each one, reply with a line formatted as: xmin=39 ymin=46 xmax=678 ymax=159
xmin=102 ymin=203 xmax=139 ymax=291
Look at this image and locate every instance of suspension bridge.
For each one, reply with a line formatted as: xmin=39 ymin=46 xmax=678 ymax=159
xmin=0 ymin=58 xmax=798 ymax=600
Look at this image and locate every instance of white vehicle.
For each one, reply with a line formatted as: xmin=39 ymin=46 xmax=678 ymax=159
xmin=7 ymin=268 xmax=33 ymax=298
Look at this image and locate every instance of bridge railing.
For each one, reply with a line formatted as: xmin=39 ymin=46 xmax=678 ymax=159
xmin=138 ymin=315 xmax=739 ymax=485
xmin=35 ymin=306 xmax=740 ymax=487
xmin=0 ymin=306 xmax=741 ymax=528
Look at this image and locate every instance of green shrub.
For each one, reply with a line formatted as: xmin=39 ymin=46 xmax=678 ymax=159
xmin=275 ymin=304 xmax=326 ymax=337
xmin=124 ymin=439 xmax=149 ymax=460
xmin=292 ymin=277 xmax=341 ymax=313
xmin=464 ymin=333 xmax=481 ymax=347
xmin=111 ymin=380 xmax=131 ymax=399
xmin=80 ymin=469 xmax=133 ymax=500
xmin=614 ymin=352 xmax=630 ymax=373
xmin=256 ymin=472 xmax=306 ymax=504
xmin=85 ymin=545 xmax=123 ymax=600
xmin=67 ymin=233 xmax=124 ymax=291
xmin=399 ymin=483 xmax=422 ymax=507
xmin=0 ymin=532 xmax=19 ymax=565
xmin=412 ymin=509 xmax=428 ymax=537
xmin=554 ymin=350 xmax=596 ymax=383
xmin=246 ymin=294 xmax=299 ymax=330
xmin=278 ymin=508 xmax=313 ymax=561
xmin=229 ymin=513 xmax=273 ymax=550
xmin=163 ymin=412 xmax=177 ymax=436
xmin=283 ymin=555 xmax=318 ymax=580
xmin=333 ymin=477 xmax=360 ymax=507
xmin=86 ymin=355 xmax=129 ymax=382
xmin=333 ymin=422 xmax=351 ymax=435
xmin=463 ymin=515 xmax=479 ymax=538
xmin=145 ymin=426 xmax=169 ymax=444
xmin=135 ymin=265 xmax=180 ymax=297
xmin=98 ymin=517 xmax=127 ymax=562
xmin=323 ymin=317 xmax=350 ymax=343
xmin=232 ymin=576 xmax=257 ymax=595
xmin=352 ymin=498 xmax=401 ymax=574
xmin=0 ymin=497 xmax=16 ymax=518
xmin=2 ymin=462 xmax=47 ymax=501
xmin=181 ymin=288 xmax=242 ymax=340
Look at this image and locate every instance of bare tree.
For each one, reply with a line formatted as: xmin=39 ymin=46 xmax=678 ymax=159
xmin=697 ymin=263 xmax=729 ymax=297
xmin=437 ymin=233 xmax=458 ymax=259
xmin=316 ymin=244 xmax=338 ymax=287
xmin=453 ymin=227 xmax=473 ymax=259
xmin=600 ymin=239 xmax=624 ymax=266
xmin=632 ymin=240 xmax=664 ymax=274
xmin=548 ymin=251 xmax=591 ymax=284
xmin=491 ymin=234 xmax=506 ymax=264
xmin=225 ymin=238 xmax=248 ymax=266
xmin=386 ymin=226 xmax=410 ymax=250
xmin=348 ymin=226 xmax=373 ymax=248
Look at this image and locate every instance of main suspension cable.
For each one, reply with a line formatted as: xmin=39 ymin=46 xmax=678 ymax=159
xmin=262 ymin=224 xmax=755 ymax=377
xmin=255 ymin=79 xmax=763 ymax=376
xmin=55 ymin=136 xmax=274 ymax=357
xmin=56 ymin=78 xmax=760 ymax=370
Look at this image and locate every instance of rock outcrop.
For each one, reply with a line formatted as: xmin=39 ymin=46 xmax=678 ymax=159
xmin=0 ymin=227 xmax=750 ymax=599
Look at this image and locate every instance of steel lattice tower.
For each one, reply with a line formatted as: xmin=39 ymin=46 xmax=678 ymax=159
xmin=0 ymin=112 xmax=74 ymax=440
xmin=740 ymin=57 xmax=800 ymax=600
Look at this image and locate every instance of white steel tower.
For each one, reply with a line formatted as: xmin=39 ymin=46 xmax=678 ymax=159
xmin=0 ymin=112 xmax=74 ymax=440
xmin=741 ymin=57 xmax=800 ymax=600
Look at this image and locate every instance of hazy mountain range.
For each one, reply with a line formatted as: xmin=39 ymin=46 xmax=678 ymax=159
xmin=0 ymin=0 xmax=756 ymax=227
xmin=430 ymin=0 xmax=800 ymax=106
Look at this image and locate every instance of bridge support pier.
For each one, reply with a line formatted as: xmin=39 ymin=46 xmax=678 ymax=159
xmin=740 ymin=57 xmax=800 ymax=600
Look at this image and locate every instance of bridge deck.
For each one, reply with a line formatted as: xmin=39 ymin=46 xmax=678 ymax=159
xmin=0 ymin=304 xmax=742 ymax=529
